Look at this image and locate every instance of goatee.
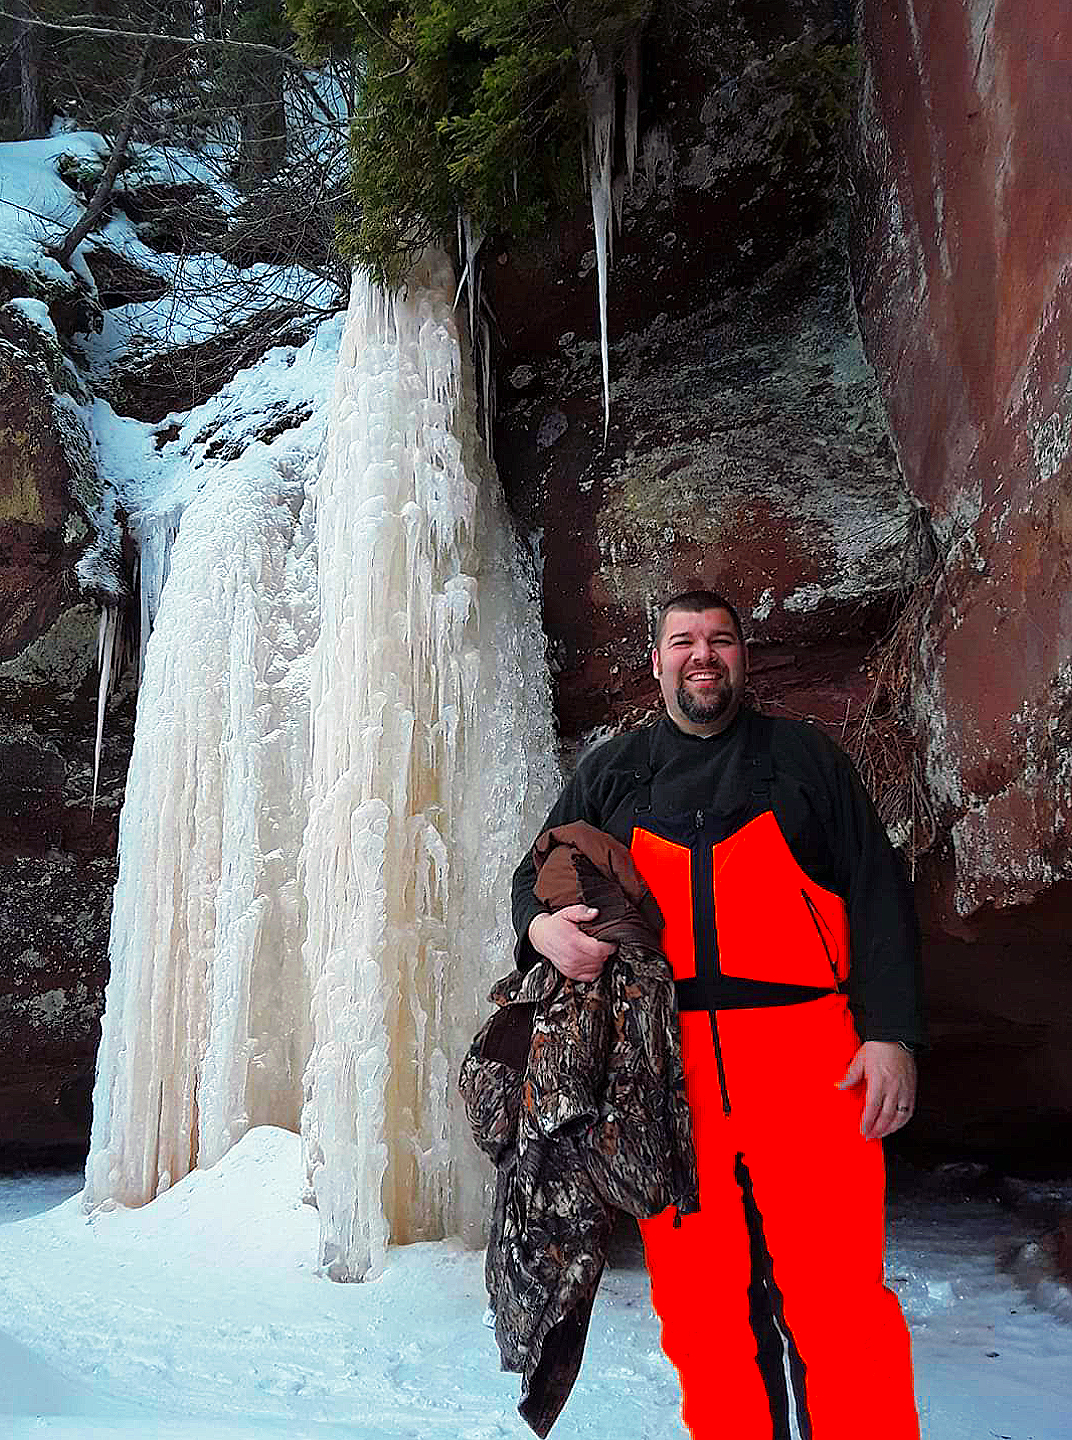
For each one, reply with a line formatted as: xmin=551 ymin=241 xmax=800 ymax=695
xmin=677 ymin=677 xmax=731 ymax=725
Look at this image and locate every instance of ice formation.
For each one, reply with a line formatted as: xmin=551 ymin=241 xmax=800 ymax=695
xmin=85 ymin=253 xmax=558 ymax=1283
xmin=448 ymin=41 xmax=643 ymax=450
xmin=91 ymin=496 xmax=185 ymax=812
xmin=582 ymin=40 xmax=641 ymax=443
xmin=91 ymin=605 xmax=120 ymax=811
xmin=84 ymin=454 xmax=317 ymax=1207
xmin=454 ymin=213 xmax=495 ymax=445
xmin=130 ymin=503 xmax=186 ymax=680
xmin=301 ymin=250 xmax=556 ymax=1279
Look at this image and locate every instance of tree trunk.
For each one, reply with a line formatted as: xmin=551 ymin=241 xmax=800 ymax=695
xmin=239 ymin=53 xmax=287 ymax=181
xmin=16 ymin=6 xmax=48 ymax=137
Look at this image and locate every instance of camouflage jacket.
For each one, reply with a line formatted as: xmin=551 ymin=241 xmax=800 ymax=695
xmin=459 ymin=822 xmax=699 ymax=1437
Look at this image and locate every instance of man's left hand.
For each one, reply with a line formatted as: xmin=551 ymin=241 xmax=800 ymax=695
xmin=836 ymin=1041 xmax=917 ymax=1140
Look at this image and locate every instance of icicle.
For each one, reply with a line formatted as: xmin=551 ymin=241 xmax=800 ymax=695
xmin=461 ymin=214 xmax=485 ymax=345
xmin=130 ymin=503 xmax=184 ymax=679
xmin=582 ymin=52 xmax=618 ymax=447
xmin=479 ymin=314 xmax=497 ymax=447
xmin=452 ymin=257 xmax=471 ymax=315
xmin=581 ymin=39 xmax=644 ymax=445
xmin=91 ymin=605 xmax=118 ymax=813
xmin=453 ymin=213 xmax=490 ymax=447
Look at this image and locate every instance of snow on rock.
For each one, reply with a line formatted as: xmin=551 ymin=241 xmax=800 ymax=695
xmin=0 ymin=133 xmax=104 ymax=334
xmin=81 ymin=251 xmax=336 ymax=396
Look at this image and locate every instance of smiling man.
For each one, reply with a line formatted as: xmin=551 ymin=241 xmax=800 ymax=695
xmin=655 ymin=601 xmax=746 ymax=732
xmin=512 ymin=588 xmax=923 ymax=1440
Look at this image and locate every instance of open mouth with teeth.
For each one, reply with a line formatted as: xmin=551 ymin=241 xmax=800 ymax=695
xmin=675 ymin=666 xmax=734 ymax=725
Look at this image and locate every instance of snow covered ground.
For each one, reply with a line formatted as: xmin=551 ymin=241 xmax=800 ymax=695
xmin=0 ymin=1128 xmax=1069 ymax=1439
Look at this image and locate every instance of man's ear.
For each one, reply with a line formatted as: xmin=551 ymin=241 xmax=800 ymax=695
xmin=651 ymin=646 xmax=661 ymax=678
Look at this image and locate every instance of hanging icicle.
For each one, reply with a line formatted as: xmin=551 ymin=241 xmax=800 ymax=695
xmin=129 ymin=504 xmax=185 ymax=681
xmin=91 ymin=604 xmax=119 ymax=814
xmin=453 ymin=213 xmax=496 ymax=447
xmin=581 ymin=39 xmax=642 ymax=446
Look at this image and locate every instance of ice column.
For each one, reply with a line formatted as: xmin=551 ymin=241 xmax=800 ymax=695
xmin=300 ymin=251 xmax=557 ymax=1281
xmin=84 ymin=454 xmax=317 ymax=1207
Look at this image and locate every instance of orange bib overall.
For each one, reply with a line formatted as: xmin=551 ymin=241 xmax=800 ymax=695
xmin=608 ymin=731 xmax=919 ymax=1440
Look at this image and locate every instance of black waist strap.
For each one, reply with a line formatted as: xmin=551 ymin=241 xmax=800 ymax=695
xmin=675 ymin=976 xmax=836 ymax=1011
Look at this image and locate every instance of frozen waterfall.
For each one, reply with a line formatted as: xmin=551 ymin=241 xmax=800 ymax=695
xmin=85 ymin=252 xmax=558 ymax=1282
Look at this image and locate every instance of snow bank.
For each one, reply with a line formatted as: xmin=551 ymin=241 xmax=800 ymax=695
xmin=0 ymin=1127 xmax=679 ymax=1438
xmin=0 ymin=132 xmax=103 ymax=295
xmin=2 ymin=1148 xmax=1071 ymax=1439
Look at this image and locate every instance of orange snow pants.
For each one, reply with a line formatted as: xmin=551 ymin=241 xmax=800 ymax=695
xmin=625 ymin=799 xmax=920 ymax=1440
xmin=638 ymin=997 xmax=919 ymax=1440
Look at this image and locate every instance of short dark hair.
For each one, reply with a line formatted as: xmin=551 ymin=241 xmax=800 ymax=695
xmin=653 ymin=589 xmax=746 ymax=647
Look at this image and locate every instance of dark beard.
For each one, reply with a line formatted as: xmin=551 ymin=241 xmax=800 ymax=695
xmin=677 ymin=676 xmax=731 ymax=725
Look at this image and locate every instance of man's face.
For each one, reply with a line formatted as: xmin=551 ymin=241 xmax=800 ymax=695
xmin=652 ymin=606 xmax=747 ymax=736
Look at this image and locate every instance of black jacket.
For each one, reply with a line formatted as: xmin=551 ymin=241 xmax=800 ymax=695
xmin=512 ymin=707 xmax=925 ymax=1047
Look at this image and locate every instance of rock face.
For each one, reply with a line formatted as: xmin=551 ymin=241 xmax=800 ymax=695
xmin=853 ymin=0 xmax=1072 ymax=1152
xmin=490 ymin=0 xmax=909 ymax=751
xmin=0 ymin=620 xmax=132 ymax=1158
xmin=0 ymin=300 xmax=117 ymax=661
xmin=0 ymin=192 xmax=131 ymax=1156
xmin=490 ymin=0 xmax=1072 ymax=1157
xmin=855 ymin=0 xmax=1072 ymax=918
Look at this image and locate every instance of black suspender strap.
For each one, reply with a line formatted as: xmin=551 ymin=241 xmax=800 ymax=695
xmin=631 ymin=726 xmax=657 ymax=814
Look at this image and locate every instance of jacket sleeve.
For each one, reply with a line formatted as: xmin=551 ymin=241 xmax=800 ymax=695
xmin=511 ymin=764 xmax=605 ymax=971
xmin=832 ymin=752 xmax=926 ymax=1047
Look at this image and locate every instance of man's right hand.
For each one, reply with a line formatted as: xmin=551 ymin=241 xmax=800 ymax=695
xmin=527 ymin=906 xmax=616 ymax=982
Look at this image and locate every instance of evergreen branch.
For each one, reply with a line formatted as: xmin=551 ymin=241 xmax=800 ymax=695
xmin=349 ymin=4 xmax=414 ymax=61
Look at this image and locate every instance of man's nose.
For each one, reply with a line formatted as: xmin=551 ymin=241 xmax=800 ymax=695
xmin=691 ymin=639 xmax=713 ymax=662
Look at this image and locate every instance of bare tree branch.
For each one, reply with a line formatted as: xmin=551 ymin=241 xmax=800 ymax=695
xmin=51 ymin=33 xmax=154 ymax=268
xmin=0 ymin=9 xmax=306 ymax=67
